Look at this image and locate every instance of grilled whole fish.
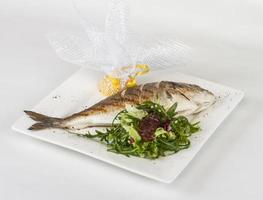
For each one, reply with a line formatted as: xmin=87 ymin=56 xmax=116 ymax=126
xmin=25 ymin=81 xmax=215 ymax=135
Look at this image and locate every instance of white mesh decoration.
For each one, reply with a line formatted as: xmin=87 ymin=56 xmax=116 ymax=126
xmin=139 ymin=39 xmax=190 ymax=70
xmin=48 ymin=0 xmax=190 ymax=73
xmin=105 ymin=0 xmax=129 ymax=46
xmin=47 ymin=0 xmax=191 ymax=95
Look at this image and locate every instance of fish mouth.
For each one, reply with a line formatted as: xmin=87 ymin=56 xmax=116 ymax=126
xmin=192 ymin=98 xmax=216 ymax=114
xmin=204 ymin=97 xmax=216 ymax=109
xmin=204 ymin=100 xmax=216 ymax=107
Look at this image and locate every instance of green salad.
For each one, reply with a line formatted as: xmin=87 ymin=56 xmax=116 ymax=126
xmin=84 ymin=101 xmax=200 ymax=159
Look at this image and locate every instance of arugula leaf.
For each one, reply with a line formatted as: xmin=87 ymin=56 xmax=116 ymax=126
xmin=167 ymin=102 xmax=178 ymax=119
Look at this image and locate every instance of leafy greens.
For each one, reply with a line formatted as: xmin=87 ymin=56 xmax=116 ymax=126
xmin=84 ymin=101 xmax=200 ymax=159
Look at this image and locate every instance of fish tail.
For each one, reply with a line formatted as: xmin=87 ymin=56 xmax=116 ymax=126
xmin=24 ymin=110 xmax=62 ymax=130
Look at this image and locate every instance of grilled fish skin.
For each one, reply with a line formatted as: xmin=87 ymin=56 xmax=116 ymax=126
xmin=25 ymin=81 xmax=215 ymax=134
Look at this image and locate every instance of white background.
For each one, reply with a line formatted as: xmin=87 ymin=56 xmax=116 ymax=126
xmin=0 ymin=0 xmax=263 ymax=199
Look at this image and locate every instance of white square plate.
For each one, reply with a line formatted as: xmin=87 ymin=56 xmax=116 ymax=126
xmin=12 ymin=68 xmax=244 ymax=183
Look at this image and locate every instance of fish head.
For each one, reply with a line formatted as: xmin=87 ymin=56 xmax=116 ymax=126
xmin=160 ymin=81 xmax=216 ymax=115
xmin=187 ymin=85 xmax=216 ymax=114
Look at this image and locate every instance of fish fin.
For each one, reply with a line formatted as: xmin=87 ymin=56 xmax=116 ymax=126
xmin=24 ymin=110 xmax=61 ymax=131
xmin=28 ymin=122 xmax=50 ymax=130
xmin=24 ymin=110 xmax=55 ymax=122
